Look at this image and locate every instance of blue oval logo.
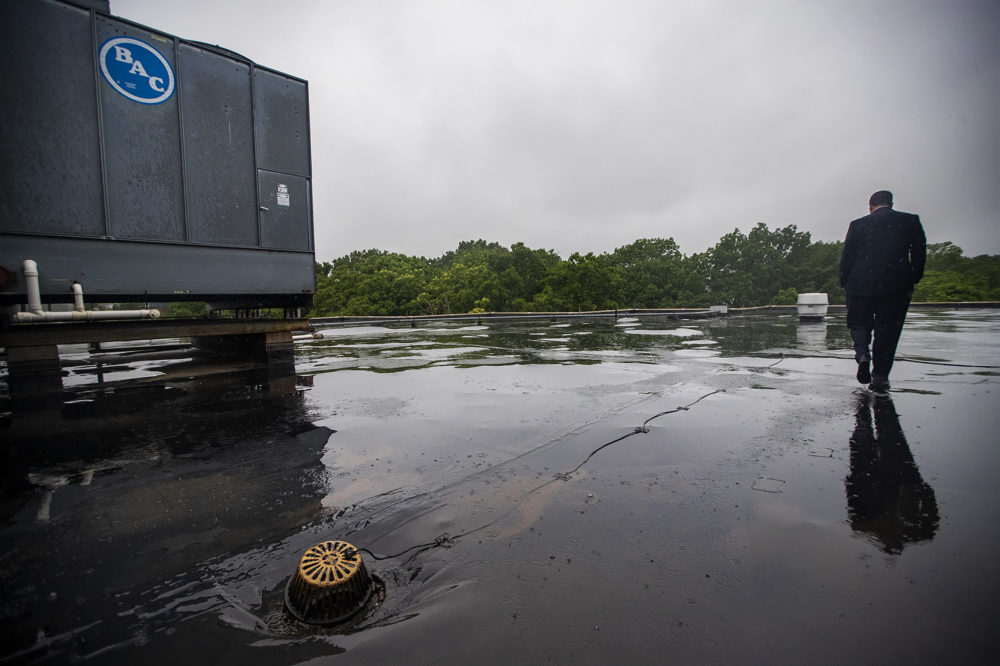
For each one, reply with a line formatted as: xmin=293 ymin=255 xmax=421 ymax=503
xmin=99 ymin=37 xmax=175 ymax=104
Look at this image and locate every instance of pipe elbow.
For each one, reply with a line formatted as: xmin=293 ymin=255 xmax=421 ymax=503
xmin=72 ymin=282 xmax=86 ymax=312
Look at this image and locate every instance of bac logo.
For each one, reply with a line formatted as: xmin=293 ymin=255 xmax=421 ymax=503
xmin=99 ymin=37 xmax=175 ymax=104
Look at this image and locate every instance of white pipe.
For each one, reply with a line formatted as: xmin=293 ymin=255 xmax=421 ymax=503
xmin=12 ymin=259 xmax=160 ymax=323
xmin=23 ymin=259 xmax=43 ymax=315
xmin=72 ymin=282 xmax=85 ymax=312
xmin=13 ymin=309 xmax=160 ymax=322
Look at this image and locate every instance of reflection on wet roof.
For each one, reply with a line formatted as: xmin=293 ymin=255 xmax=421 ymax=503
xmin=2 ymin=309 xmax=998 ymax=663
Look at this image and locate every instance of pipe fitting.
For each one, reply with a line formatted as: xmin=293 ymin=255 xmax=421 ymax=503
xmin=72 ymin=282 xmax=85 ymax=312
xmin=23 ymin=259 xmax=43 ymax=315
xmin=12 ymin=259 xmax=161 ymax=323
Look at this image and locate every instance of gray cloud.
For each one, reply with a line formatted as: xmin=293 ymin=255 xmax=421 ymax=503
xmin=115 ymin=0 xmax=999 ymax=259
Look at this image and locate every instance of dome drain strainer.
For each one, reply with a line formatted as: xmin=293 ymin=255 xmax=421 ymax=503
xmin=284 ymin=540 xmax=375 ymax=625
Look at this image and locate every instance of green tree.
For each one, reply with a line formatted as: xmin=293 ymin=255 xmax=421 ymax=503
xmin=422 ymin=262 xmax=502 ymax=314
xmin=795 ymin=240 xmax=845 ymax=303
xmin=489 ymin=242 xmax=562 ymax=310
xmin=533 ymin=252 xmax=622 ymax=311
xmin=967 ymin=254 xmax=1000 ymax=298
xmin=308 ymin=232 xmax=994 ymax=316
xmin=310 ymin=249 xmax=431 ymax=316
xmin=167 ymin=301 xmax=207 ymax=318
xmin=773 ymin=287 xmax=798 ymax=305
xmin=608 ymin=237 xmax=705 ymax=307
xmin=913 ymin=270 xmax=989 ymax=302
xmin=696 ymin=223 xmax=812 ymax=307
xmin=912 ymin=243 xmax=1000 ymax=302
xmin=925 ymin=242 xmax=965 ymax=273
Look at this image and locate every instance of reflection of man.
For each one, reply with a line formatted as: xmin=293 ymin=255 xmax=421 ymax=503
xmin=839 ymin=190 xmax=926 ymax=392
xmin=845 ymin=392 xmax=938 ymax=554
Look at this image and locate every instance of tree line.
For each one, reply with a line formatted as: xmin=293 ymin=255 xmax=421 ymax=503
xmin=310 ymin=224 xmax=1000 ymax=316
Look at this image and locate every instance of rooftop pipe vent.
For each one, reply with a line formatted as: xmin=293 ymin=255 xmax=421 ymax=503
xmin=284 ymin=540 xmax=375 ymax=625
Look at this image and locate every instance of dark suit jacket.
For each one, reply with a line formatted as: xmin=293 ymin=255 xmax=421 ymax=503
xmin=839 ymin=206 xmax=926 ymax=296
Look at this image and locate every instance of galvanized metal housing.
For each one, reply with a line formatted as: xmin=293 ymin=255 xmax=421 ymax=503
xmin=0 ymin=0 xmax=315 ymax=308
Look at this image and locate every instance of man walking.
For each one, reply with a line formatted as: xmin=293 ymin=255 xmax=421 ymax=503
xmin=839 ymin=190 xmax=926 ymax=392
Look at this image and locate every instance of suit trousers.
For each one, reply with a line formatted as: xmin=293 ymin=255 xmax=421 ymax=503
xmin=845 ymin=290 xmax=913 ymax=379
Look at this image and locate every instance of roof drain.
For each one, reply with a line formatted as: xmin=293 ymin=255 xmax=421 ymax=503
xmin=284 ymin=540 xmax=377 ymax=626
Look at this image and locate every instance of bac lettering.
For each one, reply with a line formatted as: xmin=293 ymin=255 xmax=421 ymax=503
xmin=113 ymin=45 xmax=133 ymax=64
xmin=113 ymin=46 xmax=163 ymax=93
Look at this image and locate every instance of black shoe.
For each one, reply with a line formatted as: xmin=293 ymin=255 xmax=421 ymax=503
xmin=856 ymin=354 xmax=871 ymax=385
xmin=868 ymin=374 xmax=890 ymax=393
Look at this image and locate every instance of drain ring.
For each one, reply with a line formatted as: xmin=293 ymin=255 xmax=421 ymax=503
xmin=285 ymin=540 xmax=374 ymax=625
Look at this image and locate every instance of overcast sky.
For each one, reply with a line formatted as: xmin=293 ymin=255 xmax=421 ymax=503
xmin=114 ymin=0 xmax=998 ymax=261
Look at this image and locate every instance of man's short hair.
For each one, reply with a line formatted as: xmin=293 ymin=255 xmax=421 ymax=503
xmin=869 ymin=190 xmax=893 ymax=208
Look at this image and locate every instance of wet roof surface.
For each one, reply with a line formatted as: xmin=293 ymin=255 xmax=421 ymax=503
xmin=2 ymin=309 xmax=998 ymax=664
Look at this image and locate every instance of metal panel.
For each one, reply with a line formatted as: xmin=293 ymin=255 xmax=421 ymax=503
xmin=253 ymin=69 xmax=311 ymax=178
xmin=0 ymin=0 xmax=105 ymax=237
xmin=64 ymin=0 xmax=109 ymax=12
xmin=179 ymin=43 xmax=258 ymax=246
xmin=1 ymin=235 xmax=314 ymax=305
xmin=96 ymin=17 xmax=185 ymax=241
xmin=258 ymin=171 xmax=313 ymax=251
